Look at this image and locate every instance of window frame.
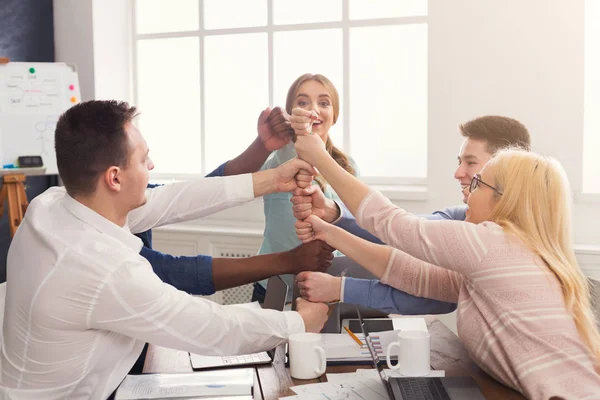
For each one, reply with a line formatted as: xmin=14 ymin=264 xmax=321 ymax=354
xmin=131 ymin=0 xmax=428 ymax=189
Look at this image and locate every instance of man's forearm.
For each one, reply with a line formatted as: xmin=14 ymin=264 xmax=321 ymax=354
xmin=212 ymin=252 xmax=291 ymax=291
xmin=343 ymin=277 xmax=457 ymax=315
xmin=252 ymin=169 xmax=277 ymax=197
xmin=333 ymin=201 xmax=384 ymax=244
xmin=224 ymin=137 xmax=271 ymax=176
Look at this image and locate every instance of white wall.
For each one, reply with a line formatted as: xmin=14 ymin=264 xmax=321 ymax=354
xmin=54 ymin=0 xmax=600 ymax=276
xmin=53 ymin=0 xmax=95 ymax=100
xmin=53 ymin=0 xmax=131 ymax=102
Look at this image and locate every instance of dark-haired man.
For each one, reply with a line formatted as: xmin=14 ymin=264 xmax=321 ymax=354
xmin=291 ymin=116 xmax=531 ymax=312
xmin=0 ymin=100 xmax=329 ymax=399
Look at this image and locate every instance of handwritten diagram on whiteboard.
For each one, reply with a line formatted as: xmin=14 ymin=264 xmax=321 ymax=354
xmin=0 ymin=62 xmax=81 ymax=175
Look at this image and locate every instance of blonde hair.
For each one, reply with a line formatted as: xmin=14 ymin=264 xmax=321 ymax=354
xmin=285 ymin=73 xmax=355 ymax=189
xmin=487 ymin=148 xmax=600 ymax=359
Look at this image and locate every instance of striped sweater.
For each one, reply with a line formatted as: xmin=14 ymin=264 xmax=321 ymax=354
xmin=356 ymin=190 xmax=600 ymax=399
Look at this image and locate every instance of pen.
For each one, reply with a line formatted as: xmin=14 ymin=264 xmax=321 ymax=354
xmin=325 ymin=268 xmax=349 ymax=306
xmin=343 ymin=326 xmax=364 ymax=348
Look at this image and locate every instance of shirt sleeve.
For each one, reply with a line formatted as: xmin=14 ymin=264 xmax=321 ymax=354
xmin=333 ymin=202 xmax=466 ymax=245
xmin=127 ymin=174 xmax=255 ymax=234
xmin=356 ymin=190 xmax=495 ymax=277
xmin=333 ymin=200 xmax=385 ymax=244
xmin=89 ymin=259 xmax=305 ymax=356
xmin=206 ymin=162 xmax=228 ymax=177
xmin=140 ymin=247 xmax=215 ymax=295
xmin=342 ymin=277 xmax=458 ymax=314
xmin=379 ymin=249 xmax=463 ymax=303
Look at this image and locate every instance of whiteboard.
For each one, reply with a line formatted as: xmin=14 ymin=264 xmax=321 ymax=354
xmin=0 ymin=62 xmax=82 ymax=175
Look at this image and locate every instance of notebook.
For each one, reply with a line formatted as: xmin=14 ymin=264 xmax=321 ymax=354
xmin=322 ymin=317 xmax=428 ymax=364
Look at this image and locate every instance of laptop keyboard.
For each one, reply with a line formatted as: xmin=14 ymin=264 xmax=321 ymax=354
xmin=396 ymin=378 xmax=452 ymax=400
xmin=221 ymin=351 xmax=271 ymax=365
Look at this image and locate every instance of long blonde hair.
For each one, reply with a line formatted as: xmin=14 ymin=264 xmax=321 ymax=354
xmin=487 ymin=149 xmax=600 ymax=359
xmin=285 ymin=73 xmax=355 ymax=190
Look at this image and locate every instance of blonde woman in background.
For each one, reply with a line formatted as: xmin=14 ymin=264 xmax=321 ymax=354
xmin=252 ymin=73 xmax=356 ymax=301
xmin=293 ymin=135 xmax=600 ymax=399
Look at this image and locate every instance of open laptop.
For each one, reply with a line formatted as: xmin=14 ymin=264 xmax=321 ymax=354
xmin=190 ymin=275 xmax=289 ymax=370
xmin=357 ymin=306 xmax=486 ymax=400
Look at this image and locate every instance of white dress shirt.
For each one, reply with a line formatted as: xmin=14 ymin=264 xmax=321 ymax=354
xmin=0 ymin=175 xmax=304 ymax=400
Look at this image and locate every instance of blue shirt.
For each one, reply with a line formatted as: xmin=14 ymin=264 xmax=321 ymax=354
xmin=337 ymin=204 xmax=466 ymax=314
xmin=136 ymin=162 xmax=227 ymax=295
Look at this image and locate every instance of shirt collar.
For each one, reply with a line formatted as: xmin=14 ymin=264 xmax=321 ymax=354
xmin=62 ymin=193 xmax=143 ymax=252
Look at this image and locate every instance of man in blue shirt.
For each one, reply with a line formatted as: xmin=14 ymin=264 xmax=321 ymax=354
xmin=138 ymin=107 xmax=335 ymax=296
xmin=291 ymin=115 xmax=531 ymax=314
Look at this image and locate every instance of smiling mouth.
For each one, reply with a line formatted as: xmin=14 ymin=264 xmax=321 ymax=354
xmin=313 ymin=120 xmax=323 ymax=126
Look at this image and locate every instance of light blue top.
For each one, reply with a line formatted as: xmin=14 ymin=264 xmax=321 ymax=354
xmin=257 ymin=142 xmax=358 ymax=288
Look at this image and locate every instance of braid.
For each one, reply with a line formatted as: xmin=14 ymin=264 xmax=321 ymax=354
xmin=314 ymin=137 xmax=355 ymax=191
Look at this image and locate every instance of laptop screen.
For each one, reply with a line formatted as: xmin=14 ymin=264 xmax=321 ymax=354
xmin=356 ymin=306 xmax=391 ymax=391
xmin=262 ymin=275 xmax=289 ymax=311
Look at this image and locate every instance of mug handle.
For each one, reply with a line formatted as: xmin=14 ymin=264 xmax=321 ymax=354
xmin=386 ymin=342 xmax=401 ymax=370
xmin=314 ymin=345 xmax=327 ymax=376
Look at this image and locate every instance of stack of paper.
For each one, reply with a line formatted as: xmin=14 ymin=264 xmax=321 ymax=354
xmin=323 ymin=317 xmax=429 ymax=363
xmin=279 ymin=369 xmax=445 ymax=400
xmin=115 ymin=368 xmax=254 ymax=399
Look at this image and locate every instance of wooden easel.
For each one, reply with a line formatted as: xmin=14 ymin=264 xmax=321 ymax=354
xmin=0 ymin=174 xmax=29 ymax=237
xmin=0 ymin=57 xmax=28 ymax=236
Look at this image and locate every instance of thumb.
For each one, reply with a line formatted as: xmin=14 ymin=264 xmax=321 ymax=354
xmin=300 ymin=185 xmax=318 ymax=196
xmin=305 ymin=214 xmax=321 ymax=226
xmin=257 ymin=107 xmax=271 ymax=126
xmin=296 ymin=271 xmax=310 ymax=282
xmin=293 ymin=159 xmax=317 ymax=175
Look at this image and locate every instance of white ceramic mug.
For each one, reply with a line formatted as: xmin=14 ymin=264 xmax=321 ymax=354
xmin=289 ymin=332 xmax=327 ymax=379
xmin=385 ymin=330 xmax=431 ymax=376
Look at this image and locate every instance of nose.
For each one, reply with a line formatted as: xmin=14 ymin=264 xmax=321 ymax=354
xmin=454 ymin=165 xmax=465 ymax=180
xmin=148 ymin=158 xmax=155 ymax=171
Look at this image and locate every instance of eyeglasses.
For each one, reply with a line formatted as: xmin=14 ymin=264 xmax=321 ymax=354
xmin=469 ymin=174 xmax=503 ymax=195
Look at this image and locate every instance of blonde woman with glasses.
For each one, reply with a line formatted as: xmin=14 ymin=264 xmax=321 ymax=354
xmin=292 ymin=133 xmax=600 ymax=399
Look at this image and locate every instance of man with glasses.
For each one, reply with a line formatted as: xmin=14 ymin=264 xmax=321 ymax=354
xmin=292 ymin=115 xmax=531 ymax=314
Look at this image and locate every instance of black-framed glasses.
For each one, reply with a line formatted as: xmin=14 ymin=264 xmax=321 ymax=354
xmin=469 ymin=174 xmax=503 ymax=195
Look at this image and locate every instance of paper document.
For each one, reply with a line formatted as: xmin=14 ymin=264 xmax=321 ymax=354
xmin=115 ymin=369 xmax=253 ymax=399
xmin=291 ymin=380 xmax=389 ymax=400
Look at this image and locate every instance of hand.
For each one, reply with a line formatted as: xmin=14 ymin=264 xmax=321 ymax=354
xmin=295 ymin=135 xmax=328 ymax=167
xmin=290 ymin=185 xmax=340 ymax=222
xmin=285 ymin=240 xmax=335 ymax=275
xmin=294 ymin=168 xmax=314 ymax=189
xmin=290 ymin=107 xmax=319 ymax=136
xmin=273 ymin=159 xmax=316 ymax=193
xmin=295 ymin=215 xmax=332 ymax=244
xmin=257 ymin=107 xmax=294 ymax=151
xmin=295 ymin=297 xmax=329 ymax=333
xmin=296 ymin=272 xmax=343 ymax=303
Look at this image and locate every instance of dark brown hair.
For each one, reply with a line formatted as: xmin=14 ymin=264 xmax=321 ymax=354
xmin=55 ymin=100 xmax=138 ymax=197
xmin=285 ymin=74 xmax=355 ymax=189
xmin=459 ymin=116 xmax=531 ymax=154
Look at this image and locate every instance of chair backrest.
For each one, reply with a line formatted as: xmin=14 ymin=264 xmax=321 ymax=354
xmin=589 ymin=277 xmax=600 ymax=330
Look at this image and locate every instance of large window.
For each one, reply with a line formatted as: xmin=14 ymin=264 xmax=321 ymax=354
xmin=133 ymin=0 xmax=428 ymax=181
xmin=584 ymin=0 xmax=600 ymax=193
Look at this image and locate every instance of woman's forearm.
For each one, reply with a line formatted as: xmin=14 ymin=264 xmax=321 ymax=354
xmin=314 ymin=156 xmax=371 ymax=216
xmin=324 ymin=224 xmax=392 ymax=278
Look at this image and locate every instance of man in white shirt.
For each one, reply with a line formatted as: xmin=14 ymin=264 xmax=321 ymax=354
xmin=0 ymin=100 xmax=329 ymax=400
